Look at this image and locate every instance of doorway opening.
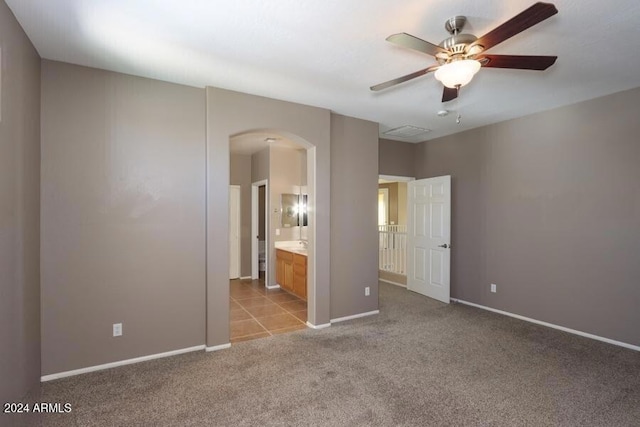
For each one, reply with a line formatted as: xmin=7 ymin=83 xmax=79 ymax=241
xmin=229 ymin=185 xmax=241 ymax=279
xmin=378 ymin=175 xmax=414 ymax=287
xmin=229 ymin=130 xmax=315 ymax=343
xmin=251 ymin=181 xmax=267 ymax=282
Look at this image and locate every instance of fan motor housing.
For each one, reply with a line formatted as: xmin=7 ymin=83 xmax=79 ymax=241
xmin=440 ymin=34 xmax=478 ymax=53
xmin=444 ymin=16 xmax=467 ymax=34
xmin=438 ymin=15 xmax=482 ymax=64
xmin=440 ymin=33 xmax=478 ymax=51
xmin=438 ymin=33 xmax=480 ymax=64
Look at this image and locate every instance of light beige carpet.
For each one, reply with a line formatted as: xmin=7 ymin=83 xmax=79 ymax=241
xmin=21 ymin=283 xmax=640 ymax=426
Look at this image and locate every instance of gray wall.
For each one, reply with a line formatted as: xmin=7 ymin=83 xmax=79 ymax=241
xmin=230 ymin=153 xmax=252 ymax=277
xmin=415 ymin=87 xmax=640 ymax=346
xmin=379 ymin=138 xmax=416 ymax=177
xmin=37 ymin=63 xmax=383 ymax=373
xmin=251 ymin=147 xmax=269 ymax=183
xmin=301 ymin=149 xmax=308 ymax=186
xmin=206 ymin=87 xmax=332 ymax=340
xmin=330 ymin=114 xmax=379 ymax=319
xmin=0 ymin=0 xmax=41 ymax=412
xmin=41 ymin=61 xmax=206 ymax=375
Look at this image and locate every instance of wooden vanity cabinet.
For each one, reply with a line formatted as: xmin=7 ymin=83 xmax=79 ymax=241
xmin=276 ymin=249 xmax=293 ymax=293
xmin=276 ymin=249 xmax=307 ymax=300
xmin=293 ymin=254 xmax=307 ymax=299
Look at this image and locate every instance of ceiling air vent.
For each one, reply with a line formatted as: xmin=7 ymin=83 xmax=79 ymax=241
xmin=383 ymin=125 xmax=432 ymax=140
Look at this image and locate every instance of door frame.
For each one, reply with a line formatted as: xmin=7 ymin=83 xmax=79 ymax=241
xmin=229 ymin=185 xmax=241 ymax=279
xmin=378 ymin=175 xmax=414 ymax=287
xmin=251 ymin=179 xmax=268 ymax=281
xmin=379 ymin=175 xmax=415 ymax=183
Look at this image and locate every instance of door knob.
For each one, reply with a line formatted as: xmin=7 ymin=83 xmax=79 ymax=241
xmin=438 ymin=243 xmax=450 ymax=249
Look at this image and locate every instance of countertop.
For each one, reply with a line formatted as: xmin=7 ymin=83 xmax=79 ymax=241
xmin=276 ymin=247 xmax=308 ymax=256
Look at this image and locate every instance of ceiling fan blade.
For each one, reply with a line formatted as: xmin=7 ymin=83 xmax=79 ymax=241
xmin=370 ymin=65 xmax=439 ymax=91
xmin=472 ymin=2 xmax=558 ymax=52
xmin=479 ymin=54 xmax=557 ymax=70
xmin=386 ymin=33 xmax=448 ymax=57
xmin=442 ymin=86 xmax=458 ymax=103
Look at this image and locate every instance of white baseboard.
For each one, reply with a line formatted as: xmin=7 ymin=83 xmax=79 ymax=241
xmin=331 ymin=310 xmax=380 ymax=324
xmin=306 ymin=321 xmax=331 ymax=329
xmin=379 ymin=278 xmax=406 ymax=287
xmin=452 ymin=299 xmax=640 ymax=352
xmin=41 ymin=345 xmax=206 ymax=382
xmin=266 ymin=284 xmax=281 ymax=290
xmin=239 ymin=276 xmax=252 ymax=280
xmin=205 ymin=343 xmax=231 ymax=352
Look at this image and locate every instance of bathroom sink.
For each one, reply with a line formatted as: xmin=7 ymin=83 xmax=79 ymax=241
xmin=280 ymin=247 xmax=307 ymax=256
xmin=275 ymin=241 xmax=308 ymax=256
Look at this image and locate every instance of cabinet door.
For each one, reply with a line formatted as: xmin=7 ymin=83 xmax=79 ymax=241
xmin=276 ymin=257 xmax=284 ymax=286
xmin=283 ymin=261 xmax=294 ymax=291
xmin=293 ymin=273 xmax=306 ymax=300
xmin=293 ymin=255 xmax=307 ymax=300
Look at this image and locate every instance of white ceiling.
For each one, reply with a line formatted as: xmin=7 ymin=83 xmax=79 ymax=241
xmin=7 ymin=0 xmax=640 ymax=142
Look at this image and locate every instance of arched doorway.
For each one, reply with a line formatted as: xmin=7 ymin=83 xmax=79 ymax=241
xmin=205 ymin=86 xmax=331 ymax=351
xmin=227 ymin=130 xmax=316 ymax=342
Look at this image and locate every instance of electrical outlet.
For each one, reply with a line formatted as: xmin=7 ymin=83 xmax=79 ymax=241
xmin=276 ymin=229 xmax=280 ymax=236
xmin=113 ymin=323 xmax=122 ymax=337
xmin=490 ymin=284 xmax=497 ymax=293
xmin=365 ymin=287 xmax=370 ymax=296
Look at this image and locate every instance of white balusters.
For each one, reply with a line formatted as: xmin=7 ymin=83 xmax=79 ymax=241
xmin=378 ymin=227 xmax=407 ymax=275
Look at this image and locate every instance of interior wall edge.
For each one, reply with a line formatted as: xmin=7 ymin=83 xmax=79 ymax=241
xmin=0 ymin=0 xmax=42 ymax=407
xmin=452 ymin=299 xmax=640 ymax=352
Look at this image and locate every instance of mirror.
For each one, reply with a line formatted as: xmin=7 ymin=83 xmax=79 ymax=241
xmin=281 ymin=194 xmax=299 ymax=228
xmin=300 ymin=194 xmax=308 ymax=227
xmin=281 ymin=193 xmax=308 ymax=227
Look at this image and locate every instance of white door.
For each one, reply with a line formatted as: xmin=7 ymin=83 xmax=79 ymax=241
xmin=407 ymin=176 xmax=451 ymax=303
xmin=229 ymin=185 xmax=241 ymax=279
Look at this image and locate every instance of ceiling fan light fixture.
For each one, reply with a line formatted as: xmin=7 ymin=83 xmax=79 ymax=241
xmin=466 ymin=44 xmax=484 ymax=56
xmin=434 ymin=59 xmax=481 ymax=89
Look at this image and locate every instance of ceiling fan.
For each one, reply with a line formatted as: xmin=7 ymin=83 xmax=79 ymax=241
xmin=370 ymin=2 xmax=558 ymax=102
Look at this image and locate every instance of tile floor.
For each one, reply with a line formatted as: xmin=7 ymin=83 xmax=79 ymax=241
xmin=230 ymin=278 xmax=307 ymax=343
